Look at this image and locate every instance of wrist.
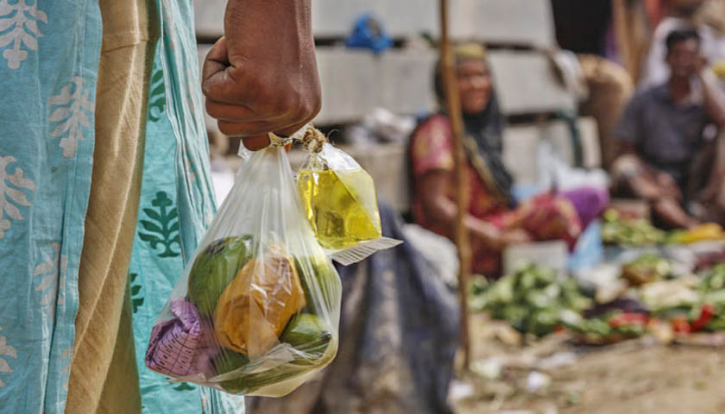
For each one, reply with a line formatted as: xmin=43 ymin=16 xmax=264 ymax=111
xmin=472 ymin=221 xmax=502 ymax=243
xmin=224 ymin=0 xmax=314 ymax=62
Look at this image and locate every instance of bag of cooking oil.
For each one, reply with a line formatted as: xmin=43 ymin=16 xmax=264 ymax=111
xmin=297 ymin=126 xmax=401 ymax=265
xmin=145 ymin=141 xmax=341 ymax=397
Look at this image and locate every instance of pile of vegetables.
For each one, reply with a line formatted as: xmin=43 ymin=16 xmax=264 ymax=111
xmin=654 ymin=264 xmax=725 ymax=333
xmin=601 ymin=209 xmax=666 ymax=246
xmin=602 ymin=209 xmax=724 ymax=247
xmin=568 ymin=310 xmax=648 ymax=344
xmin=621 ymin=253 xmax=672 ymax=286
xmin=470 ymin=264 xmax=592 ymax=337
xmin=472 ymin=258 xmax=725 ymax=344
xmin=145 ymin=235 xmax=340 ymax=395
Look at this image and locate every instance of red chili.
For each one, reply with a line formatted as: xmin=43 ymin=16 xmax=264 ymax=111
xmin=690 ymin=304 xmax=716 ymax=332
xmin=609 ymin=312 xmax=648 ymax=328
xmin=671 ymin=316 xmax=691 ymax=334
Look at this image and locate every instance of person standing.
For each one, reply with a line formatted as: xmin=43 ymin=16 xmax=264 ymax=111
xmin=0 ymin=0 xmax=320 ymax=413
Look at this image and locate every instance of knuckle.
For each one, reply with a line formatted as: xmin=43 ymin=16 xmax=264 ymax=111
xmin=272 ymin=95 xmax=297 ymax=117
xmin=217 ymin=121 xmax=236 ymax=136
xmin=301 ymin=95 xmax=322 ymax=121
xmin=201 ymin=81 xmax=213 ymax=98
xmin=205 ymin=100 xmax=219 ymax=118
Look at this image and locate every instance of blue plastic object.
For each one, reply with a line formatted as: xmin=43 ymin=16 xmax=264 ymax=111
xmin=345 ymin=13 xmax=393 ymax=54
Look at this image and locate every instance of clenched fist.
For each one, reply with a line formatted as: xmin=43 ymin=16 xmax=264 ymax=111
xmin=202 ymin=0 xmax=321 ymax=150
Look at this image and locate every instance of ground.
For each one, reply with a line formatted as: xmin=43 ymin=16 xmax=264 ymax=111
xmin=453 ymin=313 xmax=725 ymax=414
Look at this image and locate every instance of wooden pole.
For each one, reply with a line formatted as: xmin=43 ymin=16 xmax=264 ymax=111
xmin=439 ymin=0 xmax=472 ymax=371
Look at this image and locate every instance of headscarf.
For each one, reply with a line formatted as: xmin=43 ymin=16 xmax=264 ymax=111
xmin=433 ymin=43 xmax=515 ymax=205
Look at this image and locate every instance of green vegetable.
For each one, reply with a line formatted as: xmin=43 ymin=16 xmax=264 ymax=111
xmin=212 ymin=351 xmax=251 ymax=393
xmin=187 ymin=236 xmax=253 ymax=316
xmin=601 ymin=209 xmax=666 ymax=246
xmin=212 ymin=313 xmax=334 ymax=394
xmin=280 ymin=313 xmax=332 ymax=363
xmin=294 ymin=255 xmax=342 ymax=316
xmin=622 ymin=254 xmax=671 ymax=286
xmin=699 ymin=265 xmax=725 ymax=293
xmin=470 ymin=264 xmax=592 ymax=337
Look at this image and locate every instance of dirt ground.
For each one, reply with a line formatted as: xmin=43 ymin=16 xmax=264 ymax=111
xmin=453 ymin=313 xmax=725 ymax=414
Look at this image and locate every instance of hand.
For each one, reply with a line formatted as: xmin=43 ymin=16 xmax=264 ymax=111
xmin=696 ymin=55 xmax=709 ymax=75
xmin=630 ymin=173 xmax=664 ymax=201
xmin=202 ymin=0 xmax=321 ymax=150
xmin=499 ymin=229 xmax=533 ymax=247
xmin=655 ymin=171 xmax=681 ymax=199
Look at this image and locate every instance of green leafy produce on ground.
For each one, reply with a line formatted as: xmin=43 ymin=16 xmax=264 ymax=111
xmin=469 ymin=264 xmax=592 ymax=337
xmin=638 ymin=264 xmax=725 ymax=333
xmin=568 ymin=311 xmax=648 ymax=344
xmin=601 ymin=209 xmax=666 ymax=246
xmin=621 ymin=253 xmax=672 ymax=286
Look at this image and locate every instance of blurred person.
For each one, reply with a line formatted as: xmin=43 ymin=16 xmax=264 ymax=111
xmin=409 ymin=44 xmax=608 ymax=278
xmin=613 ymin=29 xmax=725 ymax=228
xmin=0 ymin=1 xmax=319 ymax=414
xmin=578 ymin=55 xmax=635 ymax=169
xmin=640 ymin=0 xmax=725 ymax=88
xmin=550 ymin=0 xmax=636 ymax=168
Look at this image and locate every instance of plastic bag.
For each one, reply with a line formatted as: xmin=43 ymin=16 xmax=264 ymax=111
xmin=297 ymin=127 xmax=401 ymax=265
xmin=145 ymin=145 xmax=342 ymax=397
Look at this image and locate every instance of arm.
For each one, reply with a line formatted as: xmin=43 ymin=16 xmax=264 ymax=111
xmin=612 ymin=94 xmax=678 ymax=200
xmin=614 ymin=93 xmax=643 ymax=160
xmin=697 ymin=67 xmax=725 ymax=129
xmin=420 ymin=172 xmax=530 ymax=250
xmin=202 ymin=0 xmax=321 ymax=150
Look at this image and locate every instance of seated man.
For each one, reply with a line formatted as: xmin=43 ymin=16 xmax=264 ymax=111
xmin=613 ymin=29 xmax=725 ymax=228
xmin=639 ymin=0 xmax=725 ymax=89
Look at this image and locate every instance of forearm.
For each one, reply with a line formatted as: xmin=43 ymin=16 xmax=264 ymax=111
xmin=224 ymin=0 xmax=313 ymax=64
xmin=698 ymin=70 xmax=725 ymax=128
xmin=426 ymin=196 xmax=502 ymax=246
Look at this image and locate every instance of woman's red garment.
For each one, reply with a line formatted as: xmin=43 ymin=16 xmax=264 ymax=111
xmin=410 ymin=115 xmax=583 ymax=276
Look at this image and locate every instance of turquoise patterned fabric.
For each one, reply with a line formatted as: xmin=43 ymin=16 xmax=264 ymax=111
xmin=0 ymin=0 xmax=244 ymax=412
xmin=130 ymin=1 xmax=244 ymax=413
xmin=0 ymin=1 xmax=101 ymax=413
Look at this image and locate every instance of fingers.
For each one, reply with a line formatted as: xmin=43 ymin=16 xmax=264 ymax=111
xmin=201 ymin=38 xmax=232 ymax=101
xmin=205 ymin=100 xmax=262 ymax=123
xmin=242 ymin=136 xmax=271 ymax=151
xmin=202 ymin=37 xmax=229 ymax=80
xmin=202 ymin=38 xmax=250 ymax=105
xmin=200 ymin=26 xmax=322 ymax=153
xmin=216 ymin=118 xmax=302 ymax=137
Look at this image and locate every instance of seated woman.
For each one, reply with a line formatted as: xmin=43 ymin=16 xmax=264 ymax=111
xmin=410 ymin=43 xmax=607 ymax=277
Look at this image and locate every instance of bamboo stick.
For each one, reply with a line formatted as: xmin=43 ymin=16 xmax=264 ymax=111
xmin=439 ymin=0 xmax=473 ymax=371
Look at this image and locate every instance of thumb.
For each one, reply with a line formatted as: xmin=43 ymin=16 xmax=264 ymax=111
xmin=202 ymin=37 xmax=232 ymax=100
xmin=242 ymin=135 xmax=272 ymax=151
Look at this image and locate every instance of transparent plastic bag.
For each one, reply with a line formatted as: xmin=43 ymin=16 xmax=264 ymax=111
xmin=297 ymin=127 xmax=401 ymax=265
xmin=145 ymin=146 xmax=341 ymax=397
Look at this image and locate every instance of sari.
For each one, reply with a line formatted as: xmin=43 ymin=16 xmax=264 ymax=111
xmin=0 ymin=1 xmax=243 ymax=412
xmin=410 ymin=114 xmax=586 ymax=276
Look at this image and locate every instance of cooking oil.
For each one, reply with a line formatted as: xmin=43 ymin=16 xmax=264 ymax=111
xmin=298 ymin=168 xmax=382 ymax=250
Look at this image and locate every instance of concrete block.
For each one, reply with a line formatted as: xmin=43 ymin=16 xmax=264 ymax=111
xmin=488 ymin=50 xmax=576 ymax=115
xmin=194 ymin=0 xmax=225 ymax=39
xmin=448 ymin=0 xmax=555 ymax=47
xmin=196 ymin=0 xmax=555 ymax=48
